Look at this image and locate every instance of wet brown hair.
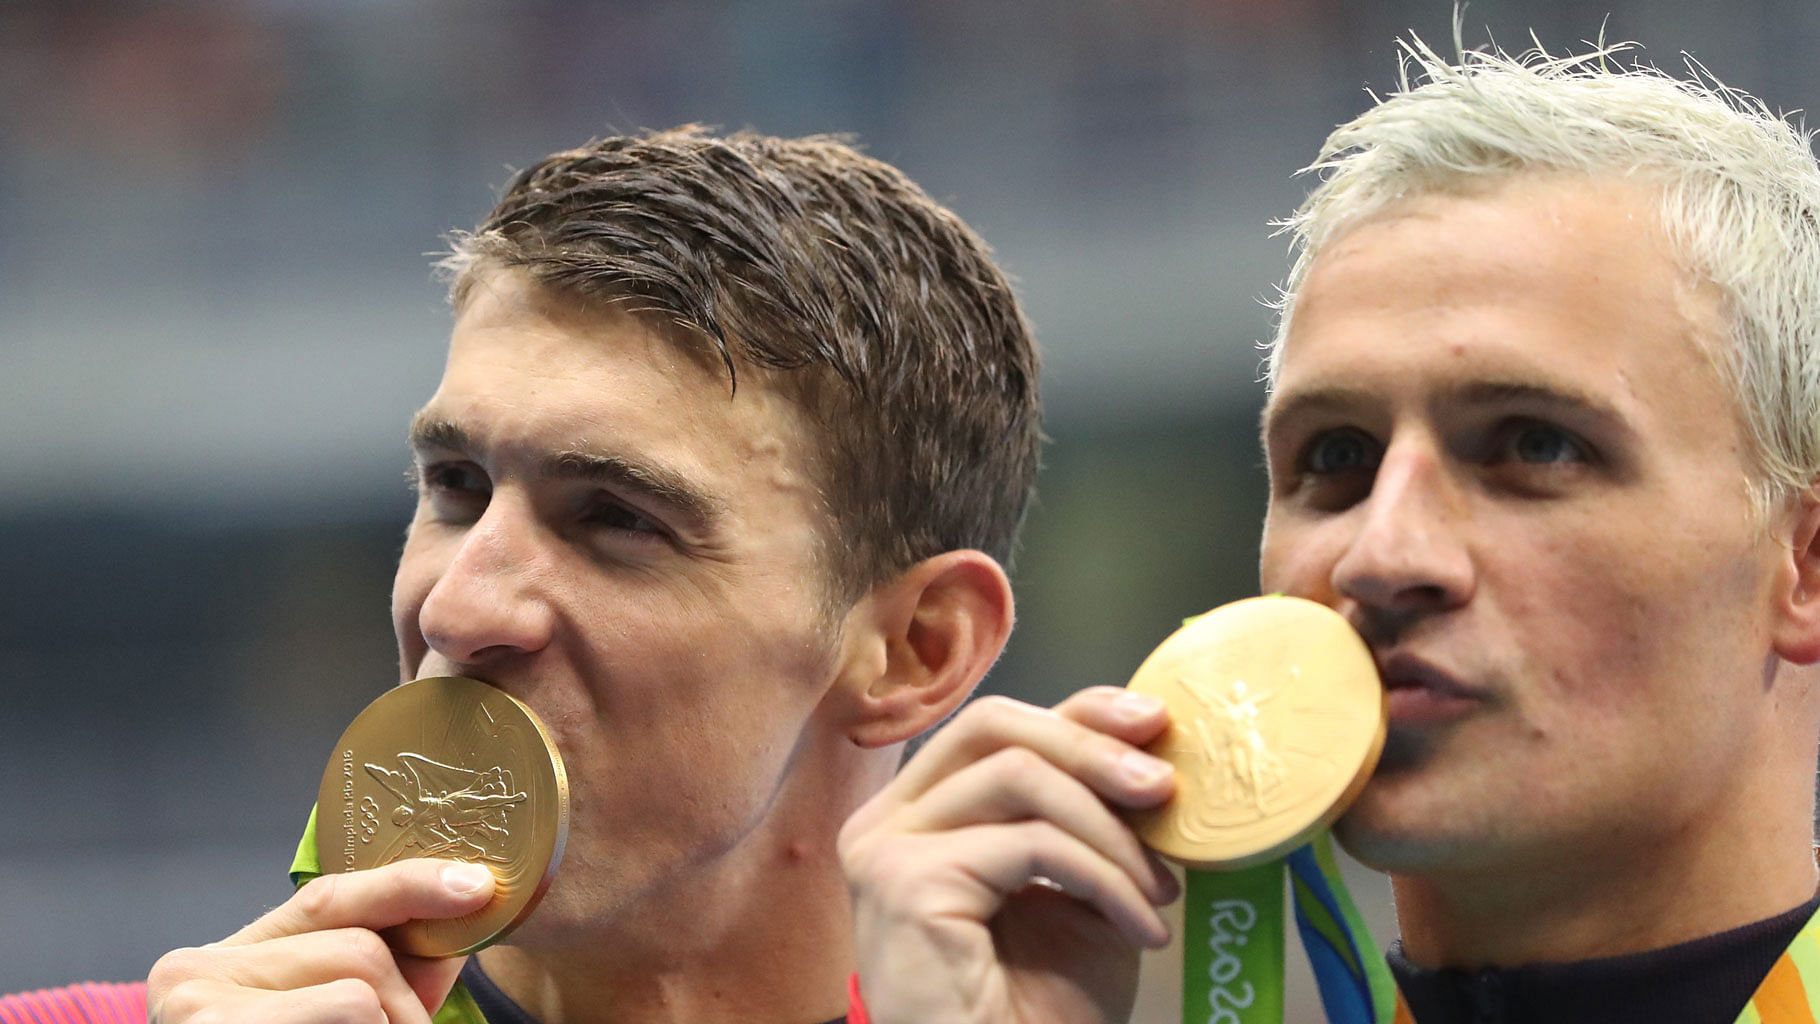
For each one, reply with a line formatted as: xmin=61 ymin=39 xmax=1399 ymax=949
xmin=442 ymin=126 xmax=1042 ymax=600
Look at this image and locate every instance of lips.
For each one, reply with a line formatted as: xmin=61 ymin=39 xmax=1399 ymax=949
xmin=1376 ymin=651 xmax=1487 ymax=726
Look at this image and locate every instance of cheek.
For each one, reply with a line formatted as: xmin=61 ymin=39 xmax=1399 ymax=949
xmin=389 ymin=535 xmax=439 ymax=668
xmin=1499 ymin=529 xmax=1764 ymax=729
xmin=589 ymin=579 xmax=837 ymax=739
xmin=1259 ymin=516 xmax=1339 ymax=599
xmin=683 ymin=605 xmax=841 ymax=774
xmin=1504 ymin=571 xmax=1651 ymax=718
xmin=389 ymin=568 xmax=419 ymax=631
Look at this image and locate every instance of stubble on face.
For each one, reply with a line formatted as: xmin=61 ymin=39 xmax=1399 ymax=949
xmin=1260 ymin=175 xmax=1786 ymax=883
xmin=391 ymin=271 xmax=863 ymax=945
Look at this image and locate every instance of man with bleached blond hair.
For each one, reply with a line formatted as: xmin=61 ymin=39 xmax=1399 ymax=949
xmin=841 ymin=33 xmax=1820 ymax=1024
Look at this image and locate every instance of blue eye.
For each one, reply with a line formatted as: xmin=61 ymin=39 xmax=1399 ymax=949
xmin=1503 ymin=422 xmax=1587 ymax=465
xmin=1302 ymin=429 xmax=1380 ymax=475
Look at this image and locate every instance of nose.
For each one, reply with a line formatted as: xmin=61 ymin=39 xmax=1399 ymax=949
xmin=1330 ymin=438 xmax=1474 ymax=622
xmin=416 ymin=497 xmax=558 ymax=670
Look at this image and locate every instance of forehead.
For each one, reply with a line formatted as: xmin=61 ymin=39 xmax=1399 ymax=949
xmin=449 ymin=270 xmax=726 ymax=386
xmin=1266 ymin=175 xmax=1733 ymax=429
xmin=431 ymin=271 xmax=821 ymax=476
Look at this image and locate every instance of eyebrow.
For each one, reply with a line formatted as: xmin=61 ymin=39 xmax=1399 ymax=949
xmin=408 ymin=413 xmax=725 ymax=527
xmin=408 ymin=415 xmax=470 ymax=457
xmin=1260 ymin=386 xmax=1369 ymax=439
xmin=1262 ymin=377 xmax=1632 ymax=439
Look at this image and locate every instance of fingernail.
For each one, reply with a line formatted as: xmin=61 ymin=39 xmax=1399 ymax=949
xmin=1114 ymin=691 xmax=1164 ymax=719
xmin=1120 ymin=750 xmax=1173 ymax=786
xmin=1155 ymin=864 xmax=1183 ymax=903
xmin=442 ymin=862 xmax=492 ymax=894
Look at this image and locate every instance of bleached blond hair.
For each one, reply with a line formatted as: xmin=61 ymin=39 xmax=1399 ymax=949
xmin=1267 ymin=33 xmax=1820 ymax=516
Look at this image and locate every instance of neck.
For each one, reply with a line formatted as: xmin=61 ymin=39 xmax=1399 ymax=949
xmin=1393 ymin=758 xmax=1818 ymax=970
xmin=474 ymin=744 xmax=898 ymax=1024
xmin=476 ymin=854 xmax=852 ymax=1024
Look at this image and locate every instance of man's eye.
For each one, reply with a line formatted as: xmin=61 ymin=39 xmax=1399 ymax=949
xmin=1301 ymin=429 xmax=1380 ymax=475
xmin=1499 ymin=422 xmax=1588 ymax=465
xmin=585 ymin=497 xmax=665 ymax=537
xmin=417 ymin=461 xmax=490 ymax=496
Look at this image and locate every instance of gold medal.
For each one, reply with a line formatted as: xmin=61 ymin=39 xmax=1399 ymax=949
xmin=1125 ymin=596 xmax=1384 ymax=870
xmin=315 ymin=676 xmax=569 ymax=957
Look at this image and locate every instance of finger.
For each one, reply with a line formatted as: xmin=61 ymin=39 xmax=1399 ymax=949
xmin=152 ymin=975 xmax=400 ymax=1024
xmin=937 ymin=820 xmax=1173 ymax=948
xmin=1145 ymin=846 xmax=1183 ymax=906
xmin=896 ymin=746 xmax=1174 ymax=904
xmin=158 ymin=930 xmax=435 ymax=1024
xmin=886 ymin=693 xmax=1175 ymax=808
xmin=1053 ymin=685 xmax=1174 ymax=745
xmin=226 ymin=860 xmax=495 ymax=947
xmin=396 ymin=952 xmax=471 ymax=1017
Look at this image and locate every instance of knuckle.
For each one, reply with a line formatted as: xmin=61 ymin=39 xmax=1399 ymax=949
xmin=337 ymin=927 xmax=395 ymax=972
xmin=1087 ymin=732 xmax=1132 ymax=766
xmin=148 ymin=947 xmax=213 ymax=992
xmin=1072 ymin=684 xmax=1125 ymax=701
xmin=1054 ymin=685 xmax=1134 ymax=727
xmin=292 ymin=873 xmax=341 ymax=919
xmin=150 ymin=977 xmax=224 ymax=1024
xmin=147 ymin=949 xmax=190 ymax=990
xmin=963 ymin=694 xmax=1032 ymax=734
xmin=182 ymin=1005 xmax=237 ymax=1024
xmin=837 ymin=825 xmax=886 ymax=883
xmin=986 ymin=745 xmax=1048 ymax=787
xmin=146 ymin=974 xmax=205 ymax=1024
xmin=848 ymin=839 xmax=925 ymax=905
xmin=835 ymin=813 xmax=871 ymax=866
xmin=319 ymin=977 xmax=385 ymax=1022
xmin=1012 ymin=820 xmax=1069 ymax=873
xmin=969 ymin=694 xmax=1023 ymax=720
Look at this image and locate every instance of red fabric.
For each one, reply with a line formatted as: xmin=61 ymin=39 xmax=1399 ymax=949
xmin=0 ymin=982 xmax=147 ymax=1024
xmin=846 ymin=971 xmax=870 ymax=1024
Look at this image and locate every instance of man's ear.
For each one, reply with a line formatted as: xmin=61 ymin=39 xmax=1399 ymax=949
xmin=1773 ymin=486 xmax=1820 ymax=666
xmin=835 ymin=549 xmax=1014 ymax=749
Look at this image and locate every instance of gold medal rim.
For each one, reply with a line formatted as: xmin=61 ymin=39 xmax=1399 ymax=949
xmin=315 ymin=676 xmax=571 ymax=957
xmin=1125 ymin=595 xmax=1385 ymax=870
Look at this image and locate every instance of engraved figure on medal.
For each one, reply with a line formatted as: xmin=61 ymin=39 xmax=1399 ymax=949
xmin=1160 ymin=660 xmax=1358 ymax=843
xmin=318 ymin=676 xmax=571 ymax=956
xmin=1125 ymin=596 xmax=1387 ymax=869
xmin=364 ymin=753 xmax=527 ymax=865
xmin=1183 ymin=676 xmax=1285 ymax=812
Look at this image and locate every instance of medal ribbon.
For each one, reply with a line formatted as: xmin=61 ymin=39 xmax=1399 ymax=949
xmin=1734 ymin=903 xmax=1820 ymax=1023
xmin=297 ymin=807 xmax=1820 ymax=1024
xmin=1174 ymin=829 xmax=1820 ymax=1024
xmin=1179 ymin=832 xmax=1406 ymax=1024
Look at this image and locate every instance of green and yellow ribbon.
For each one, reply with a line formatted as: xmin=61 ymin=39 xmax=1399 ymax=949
xmin=1179 ymin=832 xmax=1406 ymax=1024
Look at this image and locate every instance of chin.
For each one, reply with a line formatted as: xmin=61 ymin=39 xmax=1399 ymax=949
xmin=1336 ymin=791 xmax=1540 ymax=882
xmin=1333 ymin=814 xmax=1440 ymax=874
xmin=1329 ymin=727 xmax=1491 ymax=870
xmin=503 ymin=854 xmax=638 ymax=948
xmin=501 ymin=890 xmax=590 ymax=949
xmin=1331 ymin=779 xmax=1481 ymax=876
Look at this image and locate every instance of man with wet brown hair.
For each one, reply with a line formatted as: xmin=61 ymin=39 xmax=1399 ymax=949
xmin=440 ymin=127 xmax=1041 ymax=600
xmin=127 ymin=126 xmax=1040 ymax=1024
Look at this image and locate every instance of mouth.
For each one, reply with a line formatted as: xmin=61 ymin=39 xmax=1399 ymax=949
xmin=1377 ymin=652 xmax=1487 ymax=727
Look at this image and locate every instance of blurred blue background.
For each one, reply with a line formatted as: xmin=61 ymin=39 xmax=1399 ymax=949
xmin=4 ymin=0 xmax=1817 ymax=1015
